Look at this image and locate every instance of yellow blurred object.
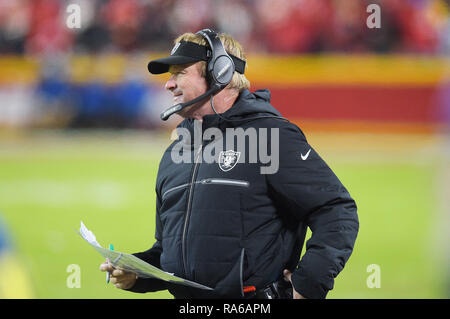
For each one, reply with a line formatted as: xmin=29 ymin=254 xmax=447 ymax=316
xmin=246 ymin=54 xmax=450 ymax=86
xmin=0 ymin=56 xmax=39 ymax=85
xmin=68 ymin=55 xmax=95 ymax=84
xmin=0 ymin=54 xmax=448 ymax=86
xmin=68 ymin=54 xmax=127 ymax=84
xmin=0 ymin=252 xmax=34 ymax=299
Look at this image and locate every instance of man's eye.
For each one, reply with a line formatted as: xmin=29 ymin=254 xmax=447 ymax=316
xmin=171 ymin=70 xmax=185 ymax=76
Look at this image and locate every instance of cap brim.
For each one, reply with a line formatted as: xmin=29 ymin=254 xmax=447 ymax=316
xmin=147 ymin=55 xmax=201 ymax=74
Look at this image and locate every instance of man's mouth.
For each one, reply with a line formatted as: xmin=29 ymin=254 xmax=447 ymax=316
xmin=173 ymin=93 xmax=183 ymax=102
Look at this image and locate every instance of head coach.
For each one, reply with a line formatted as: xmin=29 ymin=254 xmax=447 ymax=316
xmin=100 ymin=29 xmax=359 ymax=299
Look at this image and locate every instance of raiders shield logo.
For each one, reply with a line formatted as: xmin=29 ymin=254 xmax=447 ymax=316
xmin=171 ymin=42 xmax=181 ymax=55
xmin=218 ymin=150 xmax=241 ymax=172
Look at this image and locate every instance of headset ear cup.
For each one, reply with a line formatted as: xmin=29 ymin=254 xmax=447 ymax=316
xmin=197 ymin=29 xmax=235 ymax=90
xmin=212 ymin=55 xmax=234 ymax=88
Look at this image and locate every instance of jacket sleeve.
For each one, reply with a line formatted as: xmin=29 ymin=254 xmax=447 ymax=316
xmin=266 ymin=122 xmax=359 ymax=299
xmin=126 ymin=195 xmax=169 ymax=293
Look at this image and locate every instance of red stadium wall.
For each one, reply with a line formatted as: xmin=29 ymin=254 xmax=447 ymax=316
xmin=258 ymin=86 xmax=438 ymax=122
xmin=247 ymin=55 xmax=449 ymax=133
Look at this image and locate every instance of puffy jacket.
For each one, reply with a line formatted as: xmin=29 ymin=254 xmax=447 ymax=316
xmin=128 ymin=89 xmax=359 ymax=299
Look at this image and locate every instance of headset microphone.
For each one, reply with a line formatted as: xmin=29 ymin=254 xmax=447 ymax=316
xmin=160 ymin=85 xmax=220 ymax=121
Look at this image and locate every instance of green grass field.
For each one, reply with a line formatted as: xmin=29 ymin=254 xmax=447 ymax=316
xmin=0 ymin=130 xmax=447 ymax=298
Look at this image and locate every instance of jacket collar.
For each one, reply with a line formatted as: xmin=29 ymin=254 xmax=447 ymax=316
xmin=177 ymin=89 xmax=282 ymax=132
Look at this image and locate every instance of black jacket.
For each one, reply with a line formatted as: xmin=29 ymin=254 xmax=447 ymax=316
xmin=129 ymin=89 xmax=359 ymax=299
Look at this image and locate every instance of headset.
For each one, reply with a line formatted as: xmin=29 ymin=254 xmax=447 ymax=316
xmin=160 ymin=29 xmax=288 ymax=125
xmin=160 ymin=29 xmax=236 ymax=121
xmin=199 ymin=29 xmax=236 ymax=92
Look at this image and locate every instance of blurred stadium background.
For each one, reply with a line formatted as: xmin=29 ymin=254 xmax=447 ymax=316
xmin=0 ymin=0 xmax=449 ymax=299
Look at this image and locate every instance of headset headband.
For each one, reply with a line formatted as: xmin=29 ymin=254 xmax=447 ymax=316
xmin=196 ymin=29 xmax=236 ymax=91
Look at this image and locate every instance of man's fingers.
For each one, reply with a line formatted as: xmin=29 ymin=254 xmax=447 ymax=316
xmin=111 ymin=277 xmax=128 ymax=285
xmin=100 ymin=262 xmax=114 ymax=272
xmin=112 ymin=269 xmax=124 ymax=277
xmin=110 ymin=277 xmax=126 ymax=286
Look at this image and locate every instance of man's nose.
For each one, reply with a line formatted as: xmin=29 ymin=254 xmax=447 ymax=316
xmin=165 ymin=75 xmax=176 ymax=91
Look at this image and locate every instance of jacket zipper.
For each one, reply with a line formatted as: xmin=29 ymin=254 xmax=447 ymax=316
xmin=162 ymin=183 xmax=190 ymax=200
xmin=200 ymin=178 xmax=250 ymax=187
xmin=181 ymin=145 xmax=203 ymax=279
xmin=162 ymin=179 xmax=250 ymax=200
xmin=239 ymin=248 xmax=245 ymax=297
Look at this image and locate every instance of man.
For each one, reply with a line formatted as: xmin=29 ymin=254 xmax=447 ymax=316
xmin=100 ymin=30 xmax=359 ymax=299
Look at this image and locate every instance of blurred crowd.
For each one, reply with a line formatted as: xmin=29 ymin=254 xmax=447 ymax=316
xmin=0 ymin=0 xmax=449 ymax=130
xmin=0 ymin=0 xmax=449 ymax=55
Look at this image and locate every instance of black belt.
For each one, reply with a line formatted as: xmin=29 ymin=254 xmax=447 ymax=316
xmin=246 ymin=279 xmax=293 ymax=299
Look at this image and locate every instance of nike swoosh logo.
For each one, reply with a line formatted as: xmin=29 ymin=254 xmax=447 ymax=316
xmin=301 ymin=149 xmax=311 ymax=160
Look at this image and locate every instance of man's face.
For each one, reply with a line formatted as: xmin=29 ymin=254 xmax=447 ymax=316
xmin=165 ymin=62 xmax=208 ymax=118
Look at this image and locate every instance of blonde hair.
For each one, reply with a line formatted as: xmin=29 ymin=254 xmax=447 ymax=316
xmin=174 ymin=32 xmax=250 ymax=91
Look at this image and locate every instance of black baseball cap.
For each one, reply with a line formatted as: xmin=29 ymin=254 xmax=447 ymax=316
xmin=147 ymin=40 xmax=246 ymax=75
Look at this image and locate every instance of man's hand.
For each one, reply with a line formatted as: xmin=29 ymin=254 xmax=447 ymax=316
xmin=100 ymin=261 xmax=137 ymax=290
xmin=283 ymin=269 xmax=306 ymax=299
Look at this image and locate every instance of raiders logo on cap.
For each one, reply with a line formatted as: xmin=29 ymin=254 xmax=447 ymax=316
xmin=171 ymin=42 xmax=181 ymax=55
